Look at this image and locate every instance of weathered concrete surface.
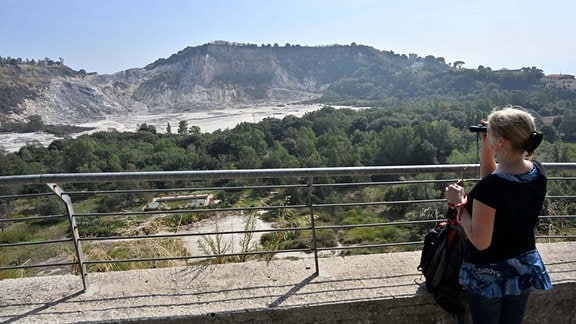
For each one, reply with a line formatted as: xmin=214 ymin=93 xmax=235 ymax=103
xmin=0 ymin=242 xmax=574 ymax=324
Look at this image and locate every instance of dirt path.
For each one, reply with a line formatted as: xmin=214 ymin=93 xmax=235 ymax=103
xmin=173 ymin=214 xmax=273 ymax=256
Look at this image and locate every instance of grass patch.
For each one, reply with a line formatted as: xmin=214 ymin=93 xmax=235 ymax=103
xmin=79 ymin=238 xmax=188 ymax=272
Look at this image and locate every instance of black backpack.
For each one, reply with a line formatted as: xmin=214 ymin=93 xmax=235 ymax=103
xmin=418 ymin=208 xmax=466 ymax=315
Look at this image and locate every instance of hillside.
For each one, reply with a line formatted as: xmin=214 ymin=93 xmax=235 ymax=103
xmin=0 ymin=64 xmax=81 ymax=120
xmin=2 ymin=43 xmax=405 ymax=124
xmin=1 ymin=41 xmax=574 ymax=126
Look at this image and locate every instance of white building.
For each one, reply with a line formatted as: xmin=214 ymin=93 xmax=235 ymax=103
xmin=543 ymin=74 xmax=576 ymax=91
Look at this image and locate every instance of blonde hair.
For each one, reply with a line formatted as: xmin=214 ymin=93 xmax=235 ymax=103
xmin=487 ymin=105 xmax=541 ymax=158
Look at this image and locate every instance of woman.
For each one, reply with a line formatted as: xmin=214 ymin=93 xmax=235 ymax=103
xmin=445 ymin=106 xmax=552 ymax=324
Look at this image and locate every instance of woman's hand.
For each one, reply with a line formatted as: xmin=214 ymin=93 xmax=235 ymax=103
xmin=445 ymin=182 xmax=466 ymax=206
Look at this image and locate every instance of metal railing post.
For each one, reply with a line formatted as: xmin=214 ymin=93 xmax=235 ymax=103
xmin=48 ymin=183 xmax=90 ymax=292
xmin=307 ymin=176 xmax=319 ymax=276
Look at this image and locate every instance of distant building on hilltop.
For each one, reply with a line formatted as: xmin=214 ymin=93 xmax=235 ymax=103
xmin=543 ymin=74 xmax=576 ymax=91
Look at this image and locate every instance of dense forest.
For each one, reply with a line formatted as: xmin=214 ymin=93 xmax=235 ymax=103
xmin=0 ymin=105 xmax=573 ymax=176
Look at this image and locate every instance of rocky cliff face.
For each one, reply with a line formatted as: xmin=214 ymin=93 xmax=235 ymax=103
xmin=5 ymin=42 xmax=405 ymax=124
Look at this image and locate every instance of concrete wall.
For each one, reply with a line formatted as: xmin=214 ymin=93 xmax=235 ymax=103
xmin=138 ymin=282 xmax=575 ymax=324
xmin=0 ymin=242 xmax=574 ymax=323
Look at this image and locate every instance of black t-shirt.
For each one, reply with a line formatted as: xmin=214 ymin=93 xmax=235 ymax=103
xmin=464 ymin=161 xmax=547 ymax=264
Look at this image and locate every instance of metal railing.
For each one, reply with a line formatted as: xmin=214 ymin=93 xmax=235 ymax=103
xmin=1 ymin=163 xmax=575 ymax=292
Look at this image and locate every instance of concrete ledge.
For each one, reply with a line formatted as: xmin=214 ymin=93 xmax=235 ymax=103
xmin=141 ymin=283 xmax=575 ymax=324
xmin=1 ymin=242 xmax=574 ymax=323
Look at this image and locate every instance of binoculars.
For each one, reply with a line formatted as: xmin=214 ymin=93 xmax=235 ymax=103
xmin=469 ymin=124 xmax=487 ymax=133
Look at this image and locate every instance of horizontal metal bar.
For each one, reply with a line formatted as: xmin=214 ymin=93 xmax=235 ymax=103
xmin=313 ymin=199 xmax=445 ymax=208
xmin=6 ymin=235 xmax=574 ymax=271
xmin=316 ymin=219 xmax=443 ymax=231
xmin=0 ymin=164 xmax=475 ymax=185
xmin=64 ymin=184 xmax=307 ymax=197
xmin=0 ymin=238 xmax=72 ymax=248
xmin=0 ymin=261 xmax=77 ymax=271
xmin=0 ymin=214 xmax=67 ymax=223
xmin=0 ymin=192 xmax=53 ymax=200
xmin=312 ymin=178 xmax=474 ymax=188
xmin=1 ymin=163 xmax=575 ymax=186
xmin=73 ymin=204 xmax=309 ymax=218
xmin=536 ymin=235 xmax=576 ymax=239
xmin=83 ymin=248 xmax=313 ymax=265
xmin=546 ymin=196 xmax=576 ymax=200
xmin=317 ymin=241 xmax=423 ymax=251
xmin=539 ymin=215 xmax=576 ymax=219
xmin=80 ymin=225 xmax=312 ymax=242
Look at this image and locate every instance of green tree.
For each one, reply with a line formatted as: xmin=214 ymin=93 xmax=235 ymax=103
xmin=317 ymin=131 xmax=354 ymax=167
xmin=237 ymin=146 xmax=262 ymax=169
xmin=0 ymin=151 xmax=13 ymax=175
xmin=178 ymin=120 xmax=188 ymax=135
xmin=25 ymin=115 xmax=44 ymax=132
xmin=262 ymin=141 xmax=299 ymax=168
xmin=137 ymin=123 xmax=156 ymax=134
xmin=558 ymin=111 xmax=576 ymax=141
xmin=295 ymin=127 xmax=323 ymax=167
xmin=64 ymin=137 xmax=97 ymax=172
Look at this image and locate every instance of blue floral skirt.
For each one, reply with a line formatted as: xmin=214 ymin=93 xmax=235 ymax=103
xmin=459 ymin=249 xmax=553 ymax=298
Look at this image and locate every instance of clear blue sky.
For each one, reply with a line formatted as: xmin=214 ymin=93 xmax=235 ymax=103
xmin=1 ymin=0 xmax=574 ymax=75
